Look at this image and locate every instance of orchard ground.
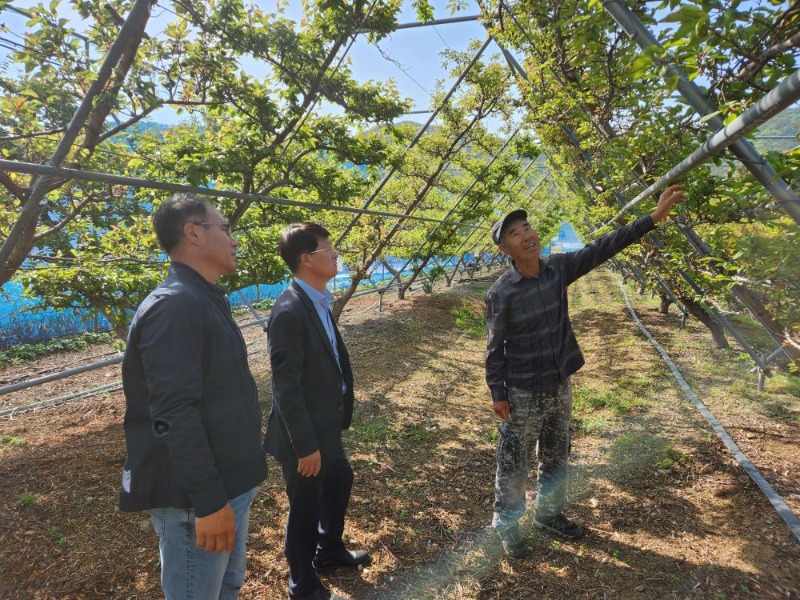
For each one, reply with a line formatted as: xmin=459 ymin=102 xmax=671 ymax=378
xmin=1 ymin=267 xmax=798 ymax=599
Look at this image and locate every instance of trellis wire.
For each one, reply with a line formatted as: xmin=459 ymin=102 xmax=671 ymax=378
xmin=375 ymin=128 xmax=522 ymax=294
xmin=428 ymin=168 xmax=549 ymax=280
xmin=0 ymin=159 xmax=489 ymax=230
xmin=331 ymin=86 xmax=513 ymax=311
xmin=335 ymin=36 xmax=493 ymax=247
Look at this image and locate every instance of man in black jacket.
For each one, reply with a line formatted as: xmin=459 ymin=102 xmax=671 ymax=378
xmin=120 ymin=193 xmax=266 ymax=599
xmin=265 ymin=222 xmax=368 ymax=600
xmin=486 ymin=185 xmax=685 ymax=558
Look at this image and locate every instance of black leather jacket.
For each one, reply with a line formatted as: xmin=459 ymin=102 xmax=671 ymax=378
xmin=119 ymin=262 xmax=266 ymax=517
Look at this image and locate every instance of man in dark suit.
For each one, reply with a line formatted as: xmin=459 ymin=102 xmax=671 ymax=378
xmin=265 ymin=222 xmax=369 ymax=600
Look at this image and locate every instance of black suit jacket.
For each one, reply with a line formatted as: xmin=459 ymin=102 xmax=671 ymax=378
xmin=264 ymin=281 xmax=355 ymax=464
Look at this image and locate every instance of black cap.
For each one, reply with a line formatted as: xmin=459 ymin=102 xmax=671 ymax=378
xmin=491 ymin=209 xmax=528 ymax=244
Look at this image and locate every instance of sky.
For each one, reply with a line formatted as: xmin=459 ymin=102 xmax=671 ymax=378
xmin=3 ymin=1 xmax=797 ymax=127
xmin=0 ymin=0 xmax=495 ymax=126
xmin=2 ymin=1 xmax=794 ymax=169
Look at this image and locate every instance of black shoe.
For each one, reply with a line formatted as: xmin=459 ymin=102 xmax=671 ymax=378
xmin=498 ymin=525 xmax=529 ymax=558
xmin=534 ymin=514 xmax=585 ymax=539
xmin=313 ymin=549 xmax=371 ymax=573
xmin=288 ymin=586 xmax=346 ymax=600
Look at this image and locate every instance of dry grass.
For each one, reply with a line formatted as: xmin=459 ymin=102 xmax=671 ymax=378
xmin=1 ymin=267 xmax=798 ymax=599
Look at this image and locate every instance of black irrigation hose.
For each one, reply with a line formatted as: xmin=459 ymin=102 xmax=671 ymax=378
xmin=618 ymin=279 xmax=800 ymax=543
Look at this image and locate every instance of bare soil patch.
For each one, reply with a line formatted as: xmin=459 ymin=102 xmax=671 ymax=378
xmin=1 ymin=268 xmax=798 ymax=599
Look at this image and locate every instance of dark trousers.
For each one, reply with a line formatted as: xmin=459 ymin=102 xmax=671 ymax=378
xmin=281 ymin=449 xmax=353 ymax=599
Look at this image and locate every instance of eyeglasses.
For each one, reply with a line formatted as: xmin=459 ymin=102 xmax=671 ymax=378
xmin=307 ymin=245 xmax=338 ymax=257
xmin=193 ymin=222 xmax=232 ymax=235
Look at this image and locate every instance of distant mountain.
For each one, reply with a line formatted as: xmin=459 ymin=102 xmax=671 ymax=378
xmin=753 ymin=106 xmax=799 ymax=154
xmin=130 ymin=120 xmax=167 ymax=134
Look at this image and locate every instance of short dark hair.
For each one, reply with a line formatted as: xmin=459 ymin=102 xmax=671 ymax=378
xmin=153 ymin=193 xmax=212 ymax=253
xmin=278 ymin=222 xmax=331 ymax=273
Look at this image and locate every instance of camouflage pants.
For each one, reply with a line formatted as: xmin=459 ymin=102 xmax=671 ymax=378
xmin=492 ymin=380 xmax=573 ymax=533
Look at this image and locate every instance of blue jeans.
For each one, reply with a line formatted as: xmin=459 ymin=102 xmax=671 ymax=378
xmin=150 ymin=487 xmax=258 ymax=600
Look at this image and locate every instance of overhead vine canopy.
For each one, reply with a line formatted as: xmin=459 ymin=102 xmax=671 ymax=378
xmin=0 ymin=0 xmax=797 ymax=367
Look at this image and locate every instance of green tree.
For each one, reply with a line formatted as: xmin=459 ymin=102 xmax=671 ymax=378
xmin=4 ymin=0 xmax=409 ymax=337
xmin=479 ymin=0 xmax=799 ymax=361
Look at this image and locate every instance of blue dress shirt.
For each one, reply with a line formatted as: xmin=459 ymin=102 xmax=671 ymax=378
xmin=294 ymin=278 xmax=345 ymax=392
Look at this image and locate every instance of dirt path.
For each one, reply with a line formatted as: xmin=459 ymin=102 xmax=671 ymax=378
xmin=1 ymin=268 xmax=798 ymax=599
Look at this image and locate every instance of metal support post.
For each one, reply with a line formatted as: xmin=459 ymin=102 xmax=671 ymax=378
xmin=374 ymin=129 xmax=520 ymax=293
xmin=608 ymin=69 xmax=800 ymax=223
xmin=336 ymin=37 xmax=492 ymax=246
xmin=601 ymin=0 xmax=800 ymax=226
xmin=394 ymin=15 xmax=480 ymax=30
xmin=0 ymin=0 xmax=155 ymax=269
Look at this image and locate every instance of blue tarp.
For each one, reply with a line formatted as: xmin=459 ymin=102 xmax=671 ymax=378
xmin=0 ymin=254 xmax=480 ymax=347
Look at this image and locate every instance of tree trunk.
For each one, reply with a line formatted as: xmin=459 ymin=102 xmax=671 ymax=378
xmin=0 ymin=0 xmax=155 ymax=287
xmin=732 ymin=284 xmax=800 ymax=370
xmin=681 ymin=297 xmax=729 ymax=349
xmin=0 ymin=216 xmax=39 ymax=284
xmin=398 ymin=259 xmax=429 ymax=299
xmin=680 ymin=224 xmax=800 ymax=368
xmin=331 ymin=109 xmax=482 ymax=318
xmin=658 ymin=293 xmax=672 ymax=315
xmin=79 ymin=1 xmax=156 ymax=154
xmin=397 ymin=281 xmax=409 ymax=299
